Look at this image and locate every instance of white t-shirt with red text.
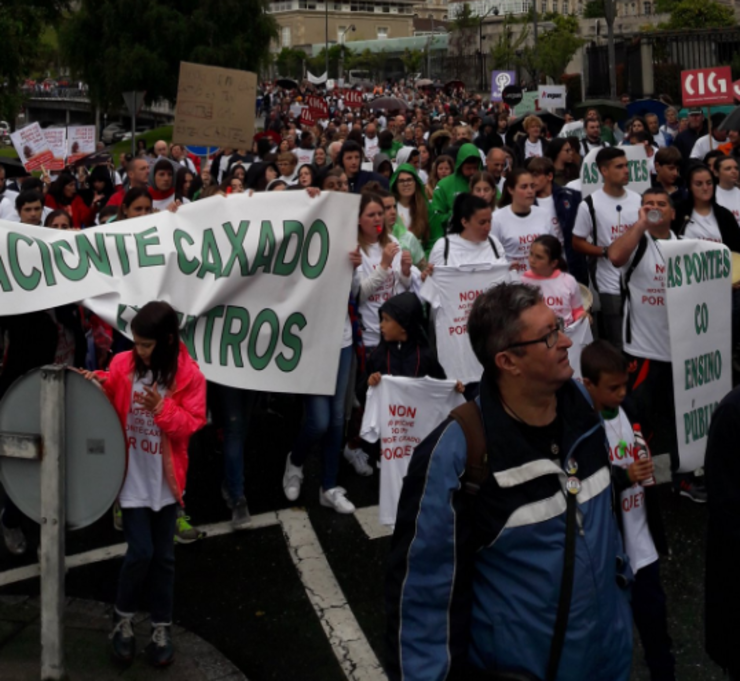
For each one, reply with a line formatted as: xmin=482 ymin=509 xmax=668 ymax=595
xmin=685 ymin=209 xmax=722 ymax=243
xmin=572 ymin=188 xmax=641 ymax=294
xmin=491 ymin=205 xmax=552 ymax=272
xmin=716 ymin=186 xmax=740 ymax=228
xmin=537 ymin=194 xmax=564 ymax=245
xmin=604 ymin=407 xmax=658 ymax=573
xmin=361 ymin=376 xmax=465 ymax=526
xmin=521 ymin=270 xmax=583 ymax=327
xmin=119 ymin=372 xmax=175 ymax=511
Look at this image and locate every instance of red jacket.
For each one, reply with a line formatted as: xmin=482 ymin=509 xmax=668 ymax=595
xmin=45 ymin=193 xmax=97 ymax=227
xmin=95 ymin=343 xmax=207 ymax=506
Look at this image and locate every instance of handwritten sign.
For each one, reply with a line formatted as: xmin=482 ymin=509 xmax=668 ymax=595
xmin=173 ymin=62 xmax=257 ymax=148
xmin=42 ymin=128 xmax=67 ymax=171
xmin=67 ymin=125 xmax=96 ymax=164
xmin=10 ymin=123 xmax=54 ymax=171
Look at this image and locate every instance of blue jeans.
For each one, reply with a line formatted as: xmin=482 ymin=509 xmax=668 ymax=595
xmin=290 ymin=346 xmax=352 ymax=491
xmin=116 ymin=504 xmax=177 ymax=624
xmin=215 ymin=385 xmax=258 ymax=503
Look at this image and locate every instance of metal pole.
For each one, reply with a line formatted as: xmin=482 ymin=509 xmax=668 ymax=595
xmin=39 ymin=365 xmax=66 ymax=681
xmin=131 ymin=106 xmax=136 ymax=158
xmin=533 ymin=0 xmax=539 ymax=87
xmin=325 ymin=1 xmax=329 ymax=79
xmin=604 ymin=0 xmax=617 ymax=99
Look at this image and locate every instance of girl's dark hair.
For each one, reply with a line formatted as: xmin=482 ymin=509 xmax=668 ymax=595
xmin=44 ymin=209 xmax=72 ymax=228
xmin=686 ymin=164 xmax=716 ymax=207
xmin=715 ymin=155 xmax=738 ymax=178
xmin=358 ymin=191 xmax=388 ymax=253
xmin=532 ymin=234 xmax=568 ymax=272
xmin=175 ymin=166 xmax=195 ymax=201
xmin=296 ymin=163 xmax=319 ymax=187
xmin=89 ymin=165 xmax=115 ymax=200
xmin=47 ymin=172 xmax=77 ymax=206
xmin=469 ymin=171 xmax=497 ymax=206
xmin=449 ymin=193 xmax=490 ymax=234
xmin=131 ymin=301 xmax=181 ymax=389
xmin=498 ymin=167 xmax=533 ymax=208
xmin=117 ymin=186 xmax=152 ymax=221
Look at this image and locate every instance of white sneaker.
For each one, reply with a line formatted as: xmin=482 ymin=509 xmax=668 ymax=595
xmin=283 ymin=453 xmax=303 ymax=502
xmin=320 ymin=487 xmax=356 ymax=514
xmin=343 ymin=445 xmax=373 ymax=476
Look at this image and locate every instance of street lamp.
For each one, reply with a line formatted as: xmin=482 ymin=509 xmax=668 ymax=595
xmin=479 ymin=4 xmax=500 ymax=91
xmin=339 ymin=24 xmax=356 ymax=82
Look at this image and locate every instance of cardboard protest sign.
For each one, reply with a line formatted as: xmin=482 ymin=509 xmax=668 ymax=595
xmin=42 ymin=128 xmax=67 ymax=171
xmin=173 ymin=62 xmax=257 ymax=149
xmin=0 ymin=191 xmax=359 ymax=395
xmin=10 ymin=123 xmax=54 ymax=171
xmin=66 ymin=125 xmax=96 ymax=164
xmin=663 ymin=240 xmax=732 ymax=471
xmin=580 ymin=145 xmax=651 ymax=198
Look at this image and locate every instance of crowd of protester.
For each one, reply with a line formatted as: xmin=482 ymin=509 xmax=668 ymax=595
xmin=1 ymin=79 xmax=740 ymax=678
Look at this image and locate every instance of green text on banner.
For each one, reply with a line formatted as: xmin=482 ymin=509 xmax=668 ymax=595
xmin=580 ymin=145 xmax=651 ymax=198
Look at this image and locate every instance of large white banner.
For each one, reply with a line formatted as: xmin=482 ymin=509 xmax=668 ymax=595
xmin=664 ymin=239 xmax=732 ymax=471
xmin=0 ymin=192 xmax=359 ymax=395
xmin=420 ymin=264 xmax=510 ymax=384
xmin=580 ymin=145 xmax=650 ymax=198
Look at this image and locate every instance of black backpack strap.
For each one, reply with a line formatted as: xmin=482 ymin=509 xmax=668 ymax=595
xmin=450 ymin=401 xmax=487 ymax=495
xmin=487 ymin=236 xmax=500 ymax=259
xmin=584 ymin=194 xmax=597 ymax=247
xmin=620 ymin=234 xmax=648 ymax=345
xmin=444 ymin=236 xmax=450 ymax=265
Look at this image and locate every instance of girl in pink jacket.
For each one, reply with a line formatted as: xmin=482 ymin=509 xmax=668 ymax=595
xmin=80 ymin=301 xmax=206 ymax=668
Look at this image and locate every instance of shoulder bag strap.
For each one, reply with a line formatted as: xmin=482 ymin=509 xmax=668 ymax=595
xmin=450 ymin=401 xmax=488 ymax=495
xmin=487 ymin=236 xmax=501 ymax=259
xmin=444 ymin=236 xmax=450 ymax=265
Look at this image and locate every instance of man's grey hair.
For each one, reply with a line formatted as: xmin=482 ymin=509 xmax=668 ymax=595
xmin=468 ymin=283 xmax=543 ymax=381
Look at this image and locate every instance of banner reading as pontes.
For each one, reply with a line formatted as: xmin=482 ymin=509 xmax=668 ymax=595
xmin=664 ymin=239 xmax=732 ymax=471
xmin=0 ymin=192 xmax=359 ymax=395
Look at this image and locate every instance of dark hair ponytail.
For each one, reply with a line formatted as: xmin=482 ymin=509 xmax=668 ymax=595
xmin=449 ymin=193 xmax=490 ymax=234
xmin=131 ymin=301 xmax=181 ymax=390
xmin=532 ymin=234 xmax=568 ymax=272
xmin=498 ymin=168 xmax=532 ymax=209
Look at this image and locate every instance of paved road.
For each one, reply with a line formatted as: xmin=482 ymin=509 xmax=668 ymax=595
xmin=0 ymin=393 xmax=721 ymax=680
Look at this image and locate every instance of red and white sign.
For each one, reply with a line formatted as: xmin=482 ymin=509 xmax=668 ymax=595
xmin=305 ymin=95 xmax=329 ymax=119
xmin=342 ymin=89 xmax=363 ymax=109
xmin=681 ymin=67 xmax=733 ymax=106
xmin=299 ymin=106 xmax=316 ymax=127
xmin=42 ymin=128 xmax=67 ymax=171
xmin=733 ymin=78 xmax=740 ymax=102
xmin=67 ymin=125 xmax=96 ymax=164
xmin=10 ymin=123 xmax=54 ymax=172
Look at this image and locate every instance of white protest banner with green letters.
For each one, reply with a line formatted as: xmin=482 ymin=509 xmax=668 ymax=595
xmin=580 ymin=145 xmax=651 ymax=198
xmin=664 ymin=239 xmax=732 ymax=471
xmin=0 ymin=191 xmax=359 ymax=395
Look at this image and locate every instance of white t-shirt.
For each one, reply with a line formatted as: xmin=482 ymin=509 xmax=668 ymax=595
xmin=537 ymin=194 xmax=564 ymax=245
xmin=521 ymin=270 xmax=583 ymax=327
xmin=491 ymin=205 xmax=552 ymax=272
xmin=685 ymin=209 xmax=721 ymax=243
xmin=572 ymin=188 xmax=641 ymax=295
xmin=428 ymin=233 xmax=507 ymax=268
xmin=524 ymin=139 xmax=543 ymax=158
xmin=396 ymin=203 xmax=411 ymax=230
xmin=604 ymin=407 xmax=658 ymax=573
xmin=621 ymin=232 xmax=676 ymax=362
xmin=420 ymin=264 xmax=510 ymax=384
xmin=689 ymin=134 xmax=719 ymax=160
xmin=364 ymin=136 xmax=380 ymax=161
xmin=353 ymin=237 xmax=409 ymax=348
xmin=715 ymin=186 xmax=740 ymax=228
xmin=294 ymin=148 xmax=315 ymax=166
xmin=119 ymin=372 xmax=176 ymax=511
xmin=361 ymin=376 xmax=465 ymax=526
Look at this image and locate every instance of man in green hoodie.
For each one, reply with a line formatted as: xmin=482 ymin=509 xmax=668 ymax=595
xmin=429 ymin=142 xmax=482 ymax=252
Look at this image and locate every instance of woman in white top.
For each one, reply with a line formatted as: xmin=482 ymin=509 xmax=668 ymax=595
xmin=428 ymin=193 xmax=507 ymax=269
xmin=713 ymin=157 xmax=740 ymax=228
xmin=353 ymin=191 xmax=413 ymax=351
xmin=491 ymin=168 xmax=552 ymax=272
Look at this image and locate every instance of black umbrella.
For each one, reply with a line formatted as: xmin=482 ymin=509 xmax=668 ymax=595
xmin=0 ymin=157 xmax=30 ymax=179
xmin=444 ymin=79 xmax=466 ymax=92
xmin=367 ymin=96 xmax=409 ymax=111
xmin=574 ymin=99 xmax=628 ymax=122
xmin=719 ymin=106 xmax=740 ymax=132
xmin=509 ymin=111 xmax=566 ymax=137
xmin=276 ymin=78 xmax=299 ymax=90
xmin=72 ymin=150 xmax=113 ymax=168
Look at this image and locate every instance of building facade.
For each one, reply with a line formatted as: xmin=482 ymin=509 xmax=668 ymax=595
xmin=449 ymin=0 xmax=657 ymax=18
xmin=413 ymin=0 xmax=450 ymax=21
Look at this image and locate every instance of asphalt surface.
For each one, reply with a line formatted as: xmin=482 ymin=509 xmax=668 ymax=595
xmin=0 ymin=392 xmax=723 ymax=680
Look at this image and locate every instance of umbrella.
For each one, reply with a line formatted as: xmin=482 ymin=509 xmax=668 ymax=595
xmin=367 ymin=96 xmax=409 ymax=111
xmin=73 ymin=150 xmax=113 ymax=168
xmin=627 ymin=99 xmax=668 ymax=126
xmin=0 ymin=157 xmax=30 ymax=179
xmin=574 ymin=99 xmax=628 ymax=122
xmin=276 ymin=78 xmax=299 ymax=90
xmin=719 ymin=107 xmax=740 ymax=132
xmin=509 ymin=110 xmax=566 ymax=138
xmin=415 ymin=78 xmax=434 ymax=88
xmin=444 ymin=79 xmax=465 ymax=92
xmin=558 ymin=121 xmax=585 ymax=139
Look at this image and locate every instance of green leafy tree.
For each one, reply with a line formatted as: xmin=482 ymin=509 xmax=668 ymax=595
xmin=664 ymin=0 xmax=735 ymax=28
xmin=583 ymin=0 xmax=606 ymax=18
xmin=0 ymin=0 xmax=68 ymax=122
xmin=536 ymin=16 xmax=585 ymax=83
xmin=308 ymin=45 xmax=346 ymax=79
xmin=489 ymin=14 xmax=529 ymax=70
xmin=449 ymin=2 xmax=478 ymax=57
xmin=60 ymin=0 xmax=278 ymax=111
xmin=401 ymin=49 xmax=424 ymax=75
xmin=276 ymin=48 xmax=307 ymax=80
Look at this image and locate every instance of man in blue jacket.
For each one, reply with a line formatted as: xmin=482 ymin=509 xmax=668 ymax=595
xmin=336 ymin=140 xmax=389 ymax=194
xmin=386 ymin=283 xmax=633 ymax=681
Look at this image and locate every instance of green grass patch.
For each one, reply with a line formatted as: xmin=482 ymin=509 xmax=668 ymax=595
xmin=0 ymin=147 xmax=19 ymax=159
xmin=111 ymin=125 xmax=173 ymax=156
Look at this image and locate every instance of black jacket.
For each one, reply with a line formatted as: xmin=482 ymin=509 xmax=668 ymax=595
xmin=672 ymin=124 xmax=707 ymax=173
xmin=672 ymin=199 xmax=740 ymax=253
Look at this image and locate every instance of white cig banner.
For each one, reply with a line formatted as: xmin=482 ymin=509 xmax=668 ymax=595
xmin=0 ymin=192 xmax=359 ymax=395
xmin=663 ymin=239 xmax=732 ymax=472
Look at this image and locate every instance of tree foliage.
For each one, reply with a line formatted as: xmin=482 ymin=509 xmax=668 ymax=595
xmin=664 ymin=0 xmax=735 ymax=28
xmin=401 ymin=49 xmax=424 ymax=74
xmin=276 ymin=48 xmax=307 ymax=80
xmin=449 ymin=2 xmax=479 ymax=56
xmin=60 ymin=0 xmax=278 ymax=111
xmin=0 ymin=0 xmax=67 ymax=122
xmin=536 ymin=16 xmax=585 ymax=83
xmin=490 ymin=15 xmax=529 ymax=71
xmin=583 ymin=0 xmax=606 ymax=18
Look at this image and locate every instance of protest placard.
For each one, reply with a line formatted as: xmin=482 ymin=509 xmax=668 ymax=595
xmin=0 ymin=191 xmax=358 ymax=395
xmin=67 ymin=125 xmax=96 ymax=165
xmin=342 ymin=89 xmax=363 ymax=109
xmin=42 ymin=128 xmax=67 ymax=171
xmin=580 ymin=145 xmax=651 ymax=198
xmin=173 ymin=62 xmax=257 ymax=149
xmin=538 ymin=85 xmax=566 ymax=109
xmin=306 ymin=94 xmax=329 ymax=119
xmin=663 ymin=239 xmax=732 ymax=471
xmin=10 ymin=123 xmax=54 ymax=171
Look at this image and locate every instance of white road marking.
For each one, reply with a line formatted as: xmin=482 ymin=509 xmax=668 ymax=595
xmin=354 ymin=506 xmax=393 ymax=541
xmin=278 ymin=508 xmax=387 ymax=681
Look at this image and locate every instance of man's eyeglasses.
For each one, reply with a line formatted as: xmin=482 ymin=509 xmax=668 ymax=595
xmin=504 ymin=318 xmax=565 ymax=351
